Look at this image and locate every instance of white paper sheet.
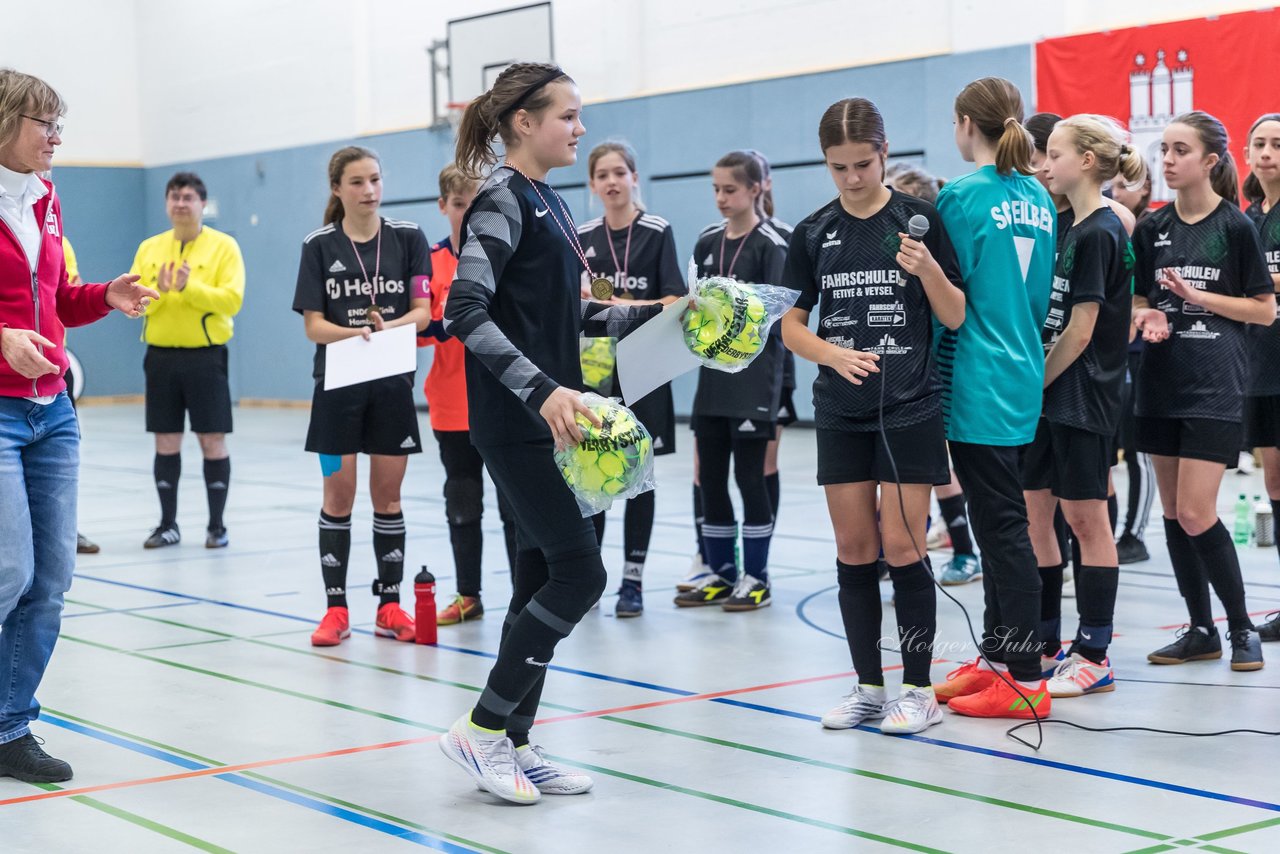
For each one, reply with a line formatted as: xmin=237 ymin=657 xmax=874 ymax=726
xmin=616 ymin=296 xmax=703 ymax=404
xmin=323 ymin=324 xmax=417 ymax=390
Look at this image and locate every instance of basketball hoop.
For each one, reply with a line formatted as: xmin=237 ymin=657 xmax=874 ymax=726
xmin=445 ymin=101 xmax=469 ymax=137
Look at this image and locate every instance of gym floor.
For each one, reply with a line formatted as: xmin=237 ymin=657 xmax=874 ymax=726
xmin=3 ymin=405 xmax=1278 ymax=853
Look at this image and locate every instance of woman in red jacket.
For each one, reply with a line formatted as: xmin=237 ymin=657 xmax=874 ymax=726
xmin=0 ymin=69 xmax=155 ymax=783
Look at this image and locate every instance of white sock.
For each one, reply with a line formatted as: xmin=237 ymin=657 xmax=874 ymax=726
xmin=1015 ymin=678 xmax=1043 ymax=690
xmin=977 ymin=658 xmax=1008 ymax=673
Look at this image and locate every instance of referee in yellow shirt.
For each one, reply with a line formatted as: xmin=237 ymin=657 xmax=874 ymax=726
xmin=130 ymin=172 xmax=245 ymax=549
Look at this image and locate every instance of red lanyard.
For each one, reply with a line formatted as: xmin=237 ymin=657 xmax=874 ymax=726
xmin=719 ymin=222 xmax=756 ymax=279
xmin=347 ymin=221 xmax=383 ymax=310
xmin=506 ymin=164 xmax=598 ymax=280
xmin=606 ymin=211 xmax=636 ymax=285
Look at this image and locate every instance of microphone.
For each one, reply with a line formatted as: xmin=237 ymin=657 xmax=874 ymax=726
xmin=899 ymin=214 xmax=931 ymax=286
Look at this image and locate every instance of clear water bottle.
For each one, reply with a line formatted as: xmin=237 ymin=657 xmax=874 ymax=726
xmin=1233 ymin=494 xmax=1252 ymax=546
xmin=1255 ymin=496 xmax=1274 ymax=548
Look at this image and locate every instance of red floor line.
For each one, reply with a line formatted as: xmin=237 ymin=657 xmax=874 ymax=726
xmin=0 ymin=667 xmax=879 ymax=808
xmin=1156 ymin=609 xmax=1275 ymax=631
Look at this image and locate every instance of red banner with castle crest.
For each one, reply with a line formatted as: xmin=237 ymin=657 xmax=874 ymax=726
xmin=1036 ymin=8 xmax=1280 ymax=205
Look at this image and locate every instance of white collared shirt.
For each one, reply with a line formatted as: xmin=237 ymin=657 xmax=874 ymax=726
xmin=0 ymin=162 xmax=48 ymax=273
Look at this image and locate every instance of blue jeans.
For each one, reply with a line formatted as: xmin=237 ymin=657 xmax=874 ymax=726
xmin=0 ymin=393 xmax=79 ymax=743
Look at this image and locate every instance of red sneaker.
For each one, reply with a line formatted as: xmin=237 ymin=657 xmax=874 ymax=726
xmin=375 ymin=602 xmax=416 ymax=642
xmin=311 ymin=607 xmax=351 ymax=647
xmin=932 ymin=658 xmax=997 ymax=704
xmin=948 ymin=677 xmax=1052 ymax=719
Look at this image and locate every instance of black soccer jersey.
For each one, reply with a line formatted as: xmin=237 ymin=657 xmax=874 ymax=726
xmin=292 ymin=217 xmax=431 ymax=380
xmin=1246 ymin=201 xmax=1280 ymax=396
xmin=577 ymin=211 xmax=687 ymax=301
xmin=1043 ymin=206 xmax=1134 ymax=435
xmin=1041 ymin=207 xmax=1077 ymax=350
xmin=782 ymin=190 xmax=961 ymax=431
xmin=690 ymin=220 xmax=788 ymax=422
xmin=1134 ymin=199 xmax=1273 ymax=422
xmin=444 ymin=167 xmax=660 ymax=446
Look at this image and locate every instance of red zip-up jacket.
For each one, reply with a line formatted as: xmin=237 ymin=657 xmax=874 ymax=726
xmin=0 ymin=177 xmax=111 ymax=398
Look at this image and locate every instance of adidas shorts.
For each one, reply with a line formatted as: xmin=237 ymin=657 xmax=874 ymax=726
xmin=629 ymin=384 xmax=676 ymax=456
xmin=691 ymin=414 xmax=776 ymax=441
xmin=305 ymin=373 xmax=422 ymax=457
xmin=816 ymin=414 xmax=949 ymax=486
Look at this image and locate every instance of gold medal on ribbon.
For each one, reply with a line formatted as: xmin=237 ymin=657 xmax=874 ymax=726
xmin=591 ymin=277 xmax=615 ymax=300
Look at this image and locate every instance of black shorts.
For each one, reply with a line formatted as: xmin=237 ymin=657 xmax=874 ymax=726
xmin=1135 ymin=416 xmax=1242 ymax=467
xmin=776 ymin=388 xmax=798 ymax=427
xmin=1047 ymin=422 xmax=1112 ymax=501
xmin=691 ymin=414 xmax=775 ymax=441
xmin=629 ymin=386 xmax=676 ymax=457
xmin=144 ymin=345 xmax=233 ymax=434
xmin=1019 ymin=419 xmax=1054 ymax=492
xmin=1245 ymin=395 xmax=1280 ymax=449
xmin=816 ymin=414 xmax=950 ymax=486
xmin=305 ymin=374 xmax=422 ymax=456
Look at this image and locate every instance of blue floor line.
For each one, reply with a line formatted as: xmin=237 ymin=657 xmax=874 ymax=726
xmin=72 ymin=573 xmax=1280 ymax=814
xmin=42 ymin=714 xmax=482 ymax=853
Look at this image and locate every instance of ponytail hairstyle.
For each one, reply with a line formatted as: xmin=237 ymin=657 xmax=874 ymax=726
xmin=817 ymin=97 xmax=888 ymax=183
xmin=1242 ymin=112 xmax=1280 ymax=205
xmin=744 ymin=149 xmax=775 ymax=217
xmin=324 ymin=145 xmax=380 ymax=225
xmin=954 ymin=77 xmax=1035 ymax=176
xmin=1056 ymin=114 xmax=1148 ymax=189
xmin=715 ymin=150 xmax=767 ymax=218
xmin=1025 ymin=112 xmax=1063 ymax=155
xmin=1172 ymin=110 xmax=1239 ymax=204
xmin=455 ymin=62 xmax=574 ymax=180
xmin=587 ymin=139 xmax=644 ymax=209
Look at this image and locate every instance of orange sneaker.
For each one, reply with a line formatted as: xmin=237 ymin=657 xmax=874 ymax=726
xmin=932 ymin=658 xmax=998 ymax=704
xmin=375 ymin=602 xmax=416 ymax=642
xmin=948 ymin=677 xmax=1052 ymax=719
xmin=311 ymin=607 xmax=351 ymax=647
xmin=437 ymin=595 xmax=485 ymax=626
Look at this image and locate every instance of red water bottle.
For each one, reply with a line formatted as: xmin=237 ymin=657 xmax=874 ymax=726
xmin=414 ymin=566 xmax=437 ymax=645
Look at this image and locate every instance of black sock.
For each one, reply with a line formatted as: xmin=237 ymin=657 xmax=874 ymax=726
xmin=1107 ymin=494 xmax=1118 ymax=537
xmin=837 ymin=560 xmax=884 ymax=685
xmin=622 ymin=490 xmax=655 ymax=584
xmin=1187 ymin=520 xmax=1254 ymax=633
xmin=203 ymin=457 xmax=230 ymax=531
xmin=372 ymin=512 xmax=406 ymax=607
xmin=888 ymin=561 xmax=936 ymax=687
xmin=937 ymin=494 xmax=973 ymax=555
xmin=1070 ymin=530 xmax=1082 ymax=579
xmin=1053 ymin=507 xmax=1070 ymax=568
xmin=319 ymin=511 xmax=352 ymax=608
xmin=592 ymin=512 xmax=606 ymax=547
xmin=1271 ymin=500 xmax=1280 ymax=565
xmin=1038 ymin=563 xmax=1065 ymax=657
xmin=154 ymin=453 xmax=181 ymax=527
xmin=693 ymin=484 xmax=706 ymax=563
xmin=1163 ymin=517 xmax=1213 ymax=629
xmin=1075 ymin=565 xmax=1118 ymax=663
xmin=766 ymin=472 xmax=780 ymax=522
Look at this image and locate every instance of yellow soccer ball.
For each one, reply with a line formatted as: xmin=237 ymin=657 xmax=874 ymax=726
xmin=683 ymin=277 xmax=768 ymax=367
xmin=560 ymin=399 xmax=653 ymax=505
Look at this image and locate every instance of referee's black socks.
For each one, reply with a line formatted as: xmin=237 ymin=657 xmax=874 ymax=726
xmin=319 ymin=511 xmax=352 ymax=608
xmin=204 ymin=457 xmax=230 ymax=531
xmin=154 ymin=453 xmax=181 ymax=528
xmin=372 ymin=512 xmax=406 ymax=606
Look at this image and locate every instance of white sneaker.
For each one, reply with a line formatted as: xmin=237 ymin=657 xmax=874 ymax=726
xmin=1046 ymin=652 xmax=1116 ymax=697
xmin=1062 ymin=567 xmax=1075 ymax=598
xmin=1239 ymin=451 xmax=1257 ymax=475
xmin=820 ymin=684 xmax=887 ymax=729
xmin=439 ymin=714 xmax=540 ymax=804
xmin=880 ymin=686 xmax=943 ymax=735
xmin=516 ymin=745 xmax=594 ymax=794
xmin=677 ymin=554 xmax=714 ymax=592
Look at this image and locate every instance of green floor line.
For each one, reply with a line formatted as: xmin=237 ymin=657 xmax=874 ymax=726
xmin=546 ymin=754 xmax=951 ymax=854
xmin=61 ymin=599 xmax=1181 ymax=845
xmin=43 ymin=708 xmax=509 ymax=854
xmin=32 ymin=780 xmax=233 ymax=853
xmin=1194 ymin=816 xmax=1280 ymax=842
xmin=1197 ymin=844 xmax=1252 ymax=854
xmin=135 ymin=637 xmax=233 ymax=652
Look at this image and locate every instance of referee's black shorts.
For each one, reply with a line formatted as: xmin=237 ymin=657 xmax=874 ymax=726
xmin=144 ymin=345 xmax=233 ymax=434
xmin=305 ymin=374 xmax=422 ymax=457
